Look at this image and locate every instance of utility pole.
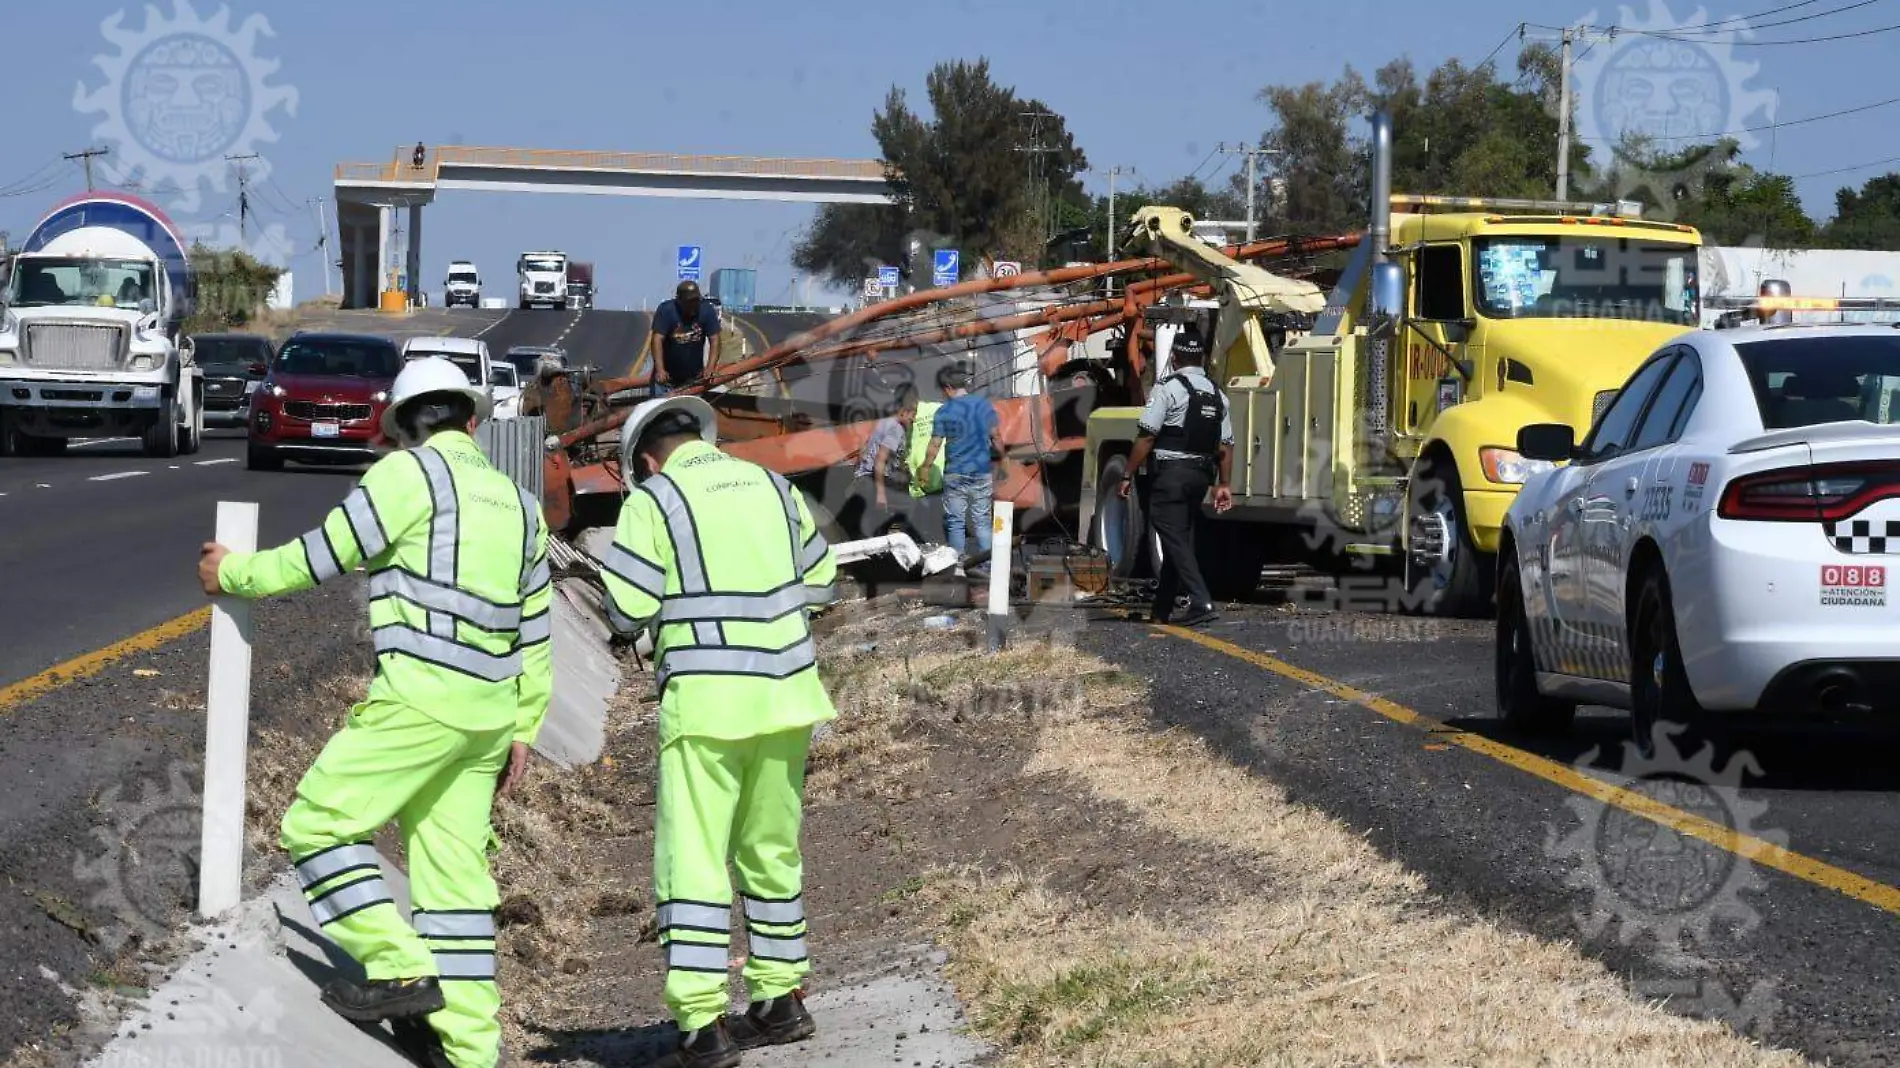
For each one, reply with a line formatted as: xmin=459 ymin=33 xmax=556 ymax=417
xmin=1556 ymin=27 xmax=1573 ymax=201
xmin=1104 ymin=165 xmax=1129 ymax=260
xmin=1217 ymin=144 xmax=1276 ymax=243
xmin=1521 ymin=24 xmax=1616 ymax=201
xmin=225 ymin=154 xmax=260 ymax=244
xmin=1017 ymin=110 xmax=1059 ymax=262
xmin=309 ymin=197 xmax=336 ymax=296
xmin=64 ymin=147 xmax=110 ymax=192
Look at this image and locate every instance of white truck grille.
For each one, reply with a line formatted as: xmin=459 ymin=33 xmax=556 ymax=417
xmin=23 ymin=323 xmax=128 ymax=371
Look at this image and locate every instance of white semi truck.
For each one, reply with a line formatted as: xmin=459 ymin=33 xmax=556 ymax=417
xmin=0 ymin=192 xmax=202 ymax=457
xmin=518 ymin=251 xmax=567 ymax=310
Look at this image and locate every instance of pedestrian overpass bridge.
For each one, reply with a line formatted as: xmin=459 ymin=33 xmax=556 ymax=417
xmin=332 ymin=145 xmax=891 ymax=308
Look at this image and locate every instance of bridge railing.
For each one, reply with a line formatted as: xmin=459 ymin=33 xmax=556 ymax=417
xmin=336 ymin=146 xmax=887 ymax=184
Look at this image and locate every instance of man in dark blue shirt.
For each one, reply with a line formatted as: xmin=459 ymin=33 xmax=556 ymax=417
xmin=645 ymin=281 xmax=722 ymax=395
xmin=920 ymin=365 xmax=1002 ymax=563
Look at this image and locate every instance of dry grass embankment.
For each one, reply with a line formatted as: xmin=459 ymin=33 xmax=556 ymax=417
xmin=811 ymin=607 xmax=1811 ymax=1068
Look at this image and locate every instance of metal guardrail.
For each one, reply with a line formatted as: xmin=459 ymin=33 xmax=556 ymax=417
xmin=336 ymin=146 xmax=886 ymax=184
xmin=476 ymin=415 xmax=546 ymax=503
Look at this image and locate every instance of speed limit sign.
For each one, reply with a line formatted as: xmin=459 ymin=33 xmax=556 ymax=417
xmin=994 ymin=261 xmax=1022 ymax=278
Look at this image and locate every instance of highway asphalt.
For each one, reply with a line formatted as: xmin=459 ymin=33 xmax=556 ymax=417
xmin=1079 ymin=600 xmax=1900 ymax=1066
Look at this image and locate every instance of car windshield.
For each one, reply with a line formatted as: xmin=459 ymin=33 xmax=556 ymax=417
xmin=507 ymin=350 xmax=557 ymax=374
xmin=11 ymin=258 xmax=155 ymax=308
xmin=193 ymin=337 xmax=269 ymax=373
xmin=406 ymin=350 xmax=482 ymax=385
xmin=523 ymin=257 xmax=563 ymax=273
xmin=448 ymin=271 xmax=478 ymax=285
xmin=1737 ymin=335 xmax=1900 ymax=429
xmin=489 ymin=365 xmax=518 ymax=388
xmin=1472 ymin=237 xmax=1698 ymax=326
xmin=276 ymin=339 xmax=401 ymax=378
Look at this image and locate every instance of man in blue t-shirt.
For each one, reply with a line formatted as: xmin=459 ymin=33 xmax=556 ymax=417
xmin=645 ymin=281 xmax=722 ymax=395
xmin=920 ymin=365 xmax=1003 ymax=561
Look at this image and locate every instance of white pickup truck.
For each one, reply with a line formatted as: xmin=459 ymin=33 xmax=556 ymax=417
xmin=517 ymin=251 xmax=567 ymax=310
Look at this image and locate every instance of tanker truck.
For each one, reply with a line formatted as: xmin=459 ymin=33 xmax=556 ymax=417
xmin=0 ymin=192 xmax=202 ymax=457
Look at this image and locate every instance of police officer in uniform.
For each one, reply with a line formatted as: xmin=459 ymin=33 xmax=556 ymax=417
xmin=198 ymin=357 xmax=553 ymax=1068
xmin=1118 ymin=328 xmax=1235 ymax=626
xmin=599 ymin=395 xmax=838 ymax=1068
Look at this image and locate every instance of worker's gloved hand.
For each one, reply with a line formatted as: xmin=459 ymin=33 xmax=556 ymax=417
xmin=198 ymin=542 xmax=230 ymax=596
xmin=498 ymin=741 xmax=531 ymax=797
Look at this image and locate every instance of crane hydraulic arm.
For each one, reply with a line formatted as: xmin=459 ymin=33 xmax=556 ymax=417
xmin=1122 ymin=207 xmax=1330 ymax=383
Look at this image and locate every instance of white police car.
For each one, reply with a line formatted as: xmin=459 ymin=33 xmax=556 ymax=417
xmin=1496 ymin=323 xmax=1900 ymax=749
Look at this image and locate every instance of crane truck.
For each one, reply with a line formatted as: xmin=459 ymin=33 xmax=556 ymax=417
xmin=0 ymin=192 xmax=203 ymax=457
xmin=1078 ymin=111 xmax=1706 ymax=617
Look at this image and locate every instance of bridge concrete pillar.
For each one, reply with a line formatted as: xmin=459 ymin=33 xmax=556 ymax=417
xmin=334 ymin=200 xmax=381 ymax=310
xmin=406 ymin=204 xmax=423 ymax=306
xmin=378 ymin=205 xmax=393 ymax=299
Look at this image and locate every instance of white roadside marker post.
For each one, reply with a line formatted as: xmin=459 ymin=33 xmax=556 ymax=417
xmin=986 ymin=500 xmax=1015 ymax=653
xmin=199 ymin=501 xmax=257 ymax=920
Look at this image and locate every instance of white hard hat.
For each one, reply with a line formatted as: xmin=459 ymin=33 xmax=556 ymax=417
xmin=618 ymin=395 xmax=718 ymax=488
xmin=382 ymin=356 xmax=493 ymax=443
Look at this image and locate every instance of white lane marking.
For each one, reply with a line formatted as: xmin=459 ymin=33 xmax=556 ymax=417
xmin=89 ymin=471 xmax=148 ymax=482
xmin=69 ymin=437 xmax=139 ymax=449
xmin=168 ymin=465 xmax=180 ymax=470
xmin=34 ymin=483 xmax=49 ymax=488
xmin=471 ymin=310 xmax=511 ymax=339
xmin=195 ymin=458 xmax=238 ymax=466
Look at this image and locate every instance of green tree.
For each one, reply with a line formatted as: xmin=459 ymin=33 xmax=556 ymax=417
xmin=1591 ymin=139 xmax=1815 ymax=245
xmin=185 ymin=243 xmax=284 ymax=334
xmin=1820 ymin=173 xmax=1900 ymax=249
xmin=792 ymin=59 xmax=1089 ymax=286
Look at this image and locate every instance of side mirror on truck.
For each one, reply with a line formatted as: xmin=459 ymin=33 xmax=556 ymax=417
xmin=1368 ymin=261 xmax=1405 ymax=338
xmin=1517 ymin=423 xmax=1576 ymax=463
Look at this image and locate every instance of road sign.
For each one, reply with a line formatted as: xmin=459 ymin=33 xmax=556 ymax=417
xmin=877 ymin=264 xmax=900 ymax=287
xmin=862 ymin=277 xmax=883 ymax=299
xmin=932 ymin=249 xmax=959 ymax=287
xmin=677 ymin=245 xmax=702 ymax=282
xmin=993 ymin=260 xmax=1021 ymax=279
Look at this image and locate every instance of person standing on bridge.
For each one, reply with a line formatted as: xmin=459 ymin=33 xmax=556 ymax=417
xmin=599 ymin=395 xmax=838 ymax=1068
xmin=197 ymin=357 xmax=553 ymax=1068
xmin=1119 ymin=328 xmax=1234 ymax=627
xmin=646 ymin=280 xmax=723 ymax=397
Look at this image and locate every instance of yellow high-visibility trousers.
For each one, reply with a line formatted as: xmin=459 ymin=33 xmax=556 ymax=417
xmin=280 ymin=699 xmax=512 ymax=1068
xmin=655 ymin=728 xmax=814 ymax=1032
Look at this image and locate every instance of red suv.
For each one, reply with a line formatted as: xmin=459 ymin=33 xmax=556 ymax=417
xmin=248 ymin=332 xmax=400 ymax=470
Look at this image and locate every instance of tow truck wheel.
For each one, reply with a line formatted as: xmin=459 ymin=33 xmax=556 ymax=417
xmin=1630 ymin=566 xmax=1708 ymax=760
xmin=1406 ymin=458 xmax=1493 ymax=617
xmin=1495 ymin=553 xmax=1576 ymax=734
xmin=1091 ymin=452 xmax=1148 ymax=579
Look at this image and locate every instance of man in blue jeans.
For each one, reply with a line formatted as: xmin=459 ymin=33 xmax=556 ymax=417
xmin=920 ymin=366 xmax=1003 ymax=567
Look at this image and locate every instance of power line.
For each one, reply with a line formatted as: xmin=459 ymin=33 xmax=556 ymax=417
xmin=1474 ymin=23 xmax=1524 ymax=68
xmin=1581 ymin=91 xmax=1900 ymax=143
xmin=1792 ymin=152 xmax=1900 ymax=178
xmin=1657 ymin=0 xmax=1888 ymax=34
xmin=1627 ymin=17 xmax=1900 ymax=44
xmin=63 ymin=146 xmax=110 ymax=192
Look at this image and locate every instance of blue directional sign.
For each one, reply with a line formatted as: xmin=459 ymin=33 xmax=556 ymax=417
xmin=677 ymin=245 xmax=703 ymax=282
xmin=932 ymin=249 xmax=959 ymax=287
xmin=877 ymin=264 xmax=900 ymax=288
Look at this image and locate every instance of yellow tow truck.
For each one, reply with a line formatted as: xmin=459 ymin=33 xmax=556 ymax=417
xmin=1078 ymin=111 xmax=1705 ymax=615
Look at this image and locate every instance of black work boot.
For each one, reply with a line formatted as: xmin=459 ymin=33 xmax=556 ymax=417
xmin=657 ymin=1020 xmax=741 ymax=1068
xmin=389 ymin=1018 xmax=454 ymax=1068
xmin=1174 ymin=604 xmax=1221 ymax=628
xmin=319 ymin=975 xmax=445 ymax=1022
xmin=724 ymin=988 xmax=817 ymax=1050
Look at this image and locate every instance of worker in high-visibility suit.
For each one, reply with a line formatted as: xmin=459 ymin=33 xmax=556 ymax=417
xmin=599 ymin=395 xmax=838 ymax=1068
xmin=196 ymin=357 xmax=552 ymax=1068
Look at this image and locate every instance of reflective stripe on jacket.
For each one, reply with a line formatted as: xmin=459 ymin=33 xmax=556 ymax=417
xmin=219 ymin=431 xmax=554 ymax=741
xmin=600 ymin=440 xmax=838 ymax=745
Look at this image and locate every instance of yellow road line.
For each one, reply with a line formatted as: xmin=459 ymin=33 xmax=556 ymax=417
xmin=730 ymin=314 xmax=770 ymax=360
xmin=1160 ymin=623 xmax=1900 ymax=917
xmin=0 ymin=607 xmax=211 ymax=713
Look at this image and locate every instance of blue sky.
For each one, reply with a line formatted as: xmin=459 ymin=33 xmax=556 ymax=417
xmin=5 ymin=0 xmax=1897 ymax=307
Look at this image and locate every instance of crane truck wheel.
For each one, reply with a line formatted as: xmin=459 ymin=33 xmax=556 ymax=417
xmin=1091 ymin=452 xmax=1149 ymax=579
xmin=1405 ymin=457 xmax=1493 ymax=618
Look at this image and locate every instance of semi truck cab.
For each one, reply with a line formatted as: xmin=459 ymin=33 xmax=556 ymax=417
xmin=518 ymin=251 xmax=567 ymax=310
